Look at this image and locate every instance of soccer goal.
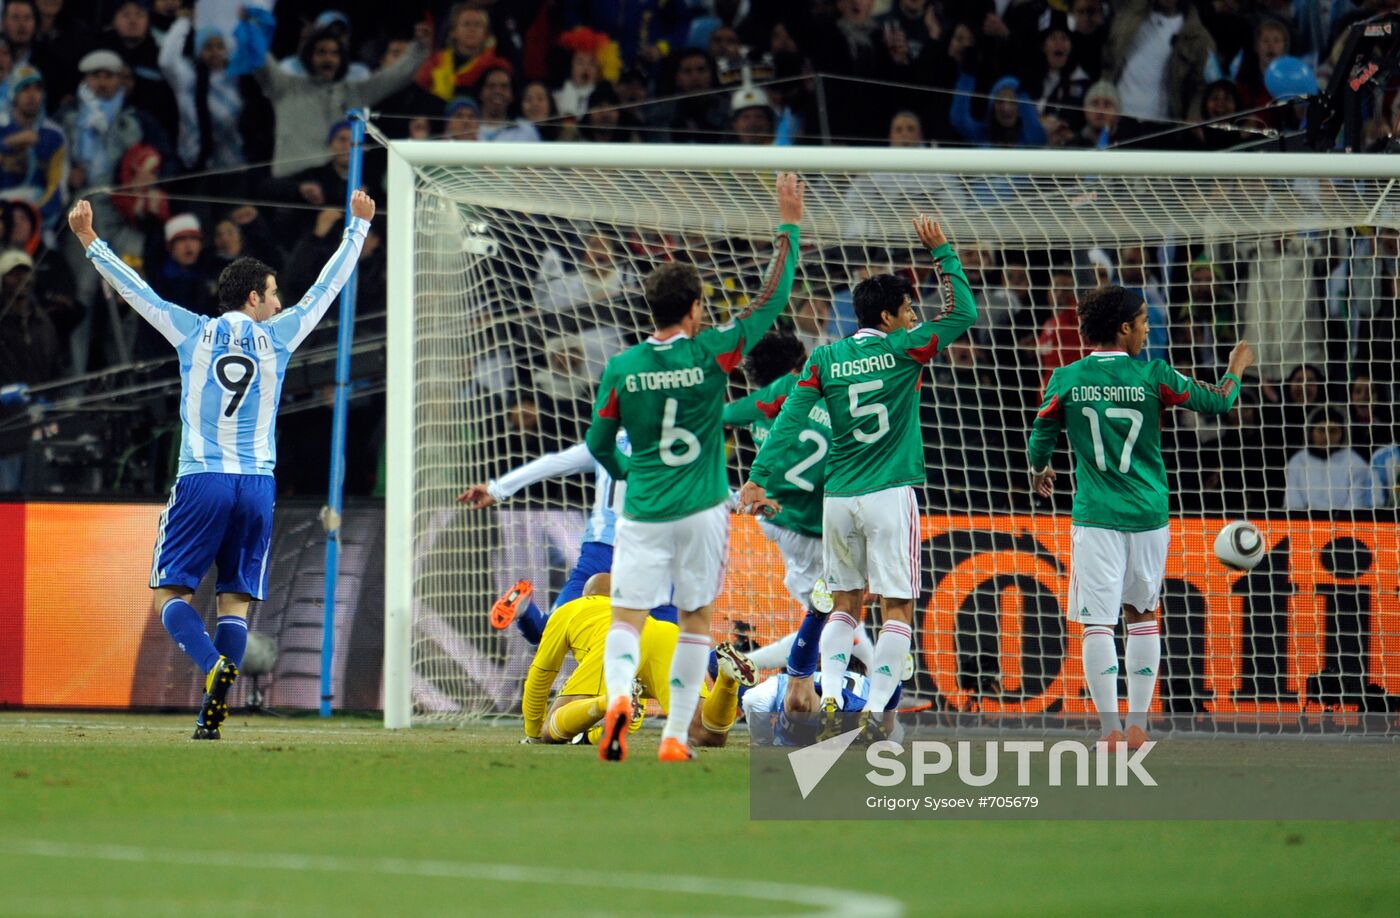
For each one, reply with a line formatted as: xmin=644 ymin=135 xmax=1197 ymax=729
xmin=384 ymin=142 xmax=1400 ymax=729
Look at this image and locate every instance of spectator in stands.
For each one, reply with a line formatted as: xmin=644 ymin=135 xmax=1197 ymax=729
xmin=262 ymin=119 xmax=370 ymax=247
xmin=1189 ymin=78 xmax=1245 ymax=149
xmin=132 ymin=213 xmax=216 ymax=359
xmin=651 ymin=47 xmax=727 ymax=143
xmin=1236 ymin=233 xmax=1328 ymax=380
xmin=1348 ymin=371 xmax=1395 ymax=458
xmin=706 ymin=24 xmax=741 ymax=70
xmin=1072 ymin=80 xmax=1139 ymax=147
xmin=95 ymin=0 xmax=179 ymax=143
xmin=1019 ymin=12 xmax=1092 ymax=127
xmin=1234 ymin=16 xmax=1290 ymax=118
xmin=0 ymin=66 xmax=66 ymax=231
xmin=160 ymin=13 xmax=245 ymax=172
xmin=879 ymin=0 xmax=939 ymax=62
xmin=442 ymin=96 xmax=480 ymax=140
xmin=375 ymin=33 xmax=445 ymax=140
xmin=924 ymin=338 xmax=1012 ymax=511
xmin=791 ymin=283 xmax=834 ymax=354
xmin=950 ymin=74 xmax=1048 ymax=147
xmin=30 ymin=0 xmax=79 ymax=102
xmin=279 ymin=10 xmax=371 ymax=83
xmin=0 ymin=248 xmax=64 ymax=386
xmin=578 ymin=81 xmax=641 ymax=143
xmin=3 ymin=1 xmax=61 ymax=98
xmin=1035 ymin=262 xmax=1088 ymax=387
xmin=257 ymin=21 xmax=429 ymax=178
xmin=729 ymin=84 xmax=775 ymax=145
xmin=478 ymin=65 xmax=540 ymax=142
xmin=553 ymin=27 xmax=612 ymax=120
xmin=887 ymin=109 xmax=924 ymax=146
xmin=1105 ymin=0 xmax=1216 ymax=123
xmin=807 ymin=0 xmax=916 ymax=141
xmin=536 ymin=229 xmax=629 ymax=315
xmin=1069 ymin=0 xmax=1109 ymax=82
xmin=1118 ymin=243 xmax=1170 ymax=360
xmin=916 ymin=16 xmax=981 ymax=144
xmin=0 ymin=37 xmax=12 ymax=113
xmin=519 ymin=79 xmax=561 ymax=140
xmin=1286 ymin=406 xmax=1373 ymax=511
xmin=561 ymin=0 xmax=691 ymax=72
xmin=1197 ymin=0 xmax=1253 ymax=72
xmin=1199 ymin=384 xmax=1279 ymax=512
xmin=417 ymin=4 xmax=508 ymax=101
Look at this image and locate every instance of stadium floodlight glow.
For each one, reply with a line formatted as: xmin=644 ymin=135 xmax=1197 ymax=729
xmin=384 ymin=140 xmax=1400 ymax=730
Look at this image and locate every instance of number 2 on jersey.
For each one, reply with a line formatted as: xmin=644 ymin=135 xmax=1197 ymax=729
xmin=214 ymin=354 xmax=258 ymax=418
xmin=783 ymin=429 xmax=828 ymax=492
xmin=1081 ymin=406 xmax=1143 ymax=472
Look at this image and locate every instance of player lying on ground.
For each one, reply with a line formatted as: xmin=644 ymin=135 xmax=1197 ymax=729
xmin=68 ymin=192 xmax=373 ymax=740
xmin=740 ymin=215 xmax=977 ymax=743
xmin=585 ymin=172 xmax=805 ymax=763
xmin=744 ymin=601 xmax=906 ymax=746
xmin=1028 ymin=285 xmax=1255 ymax=748
xmin=456 ymin=430 xmax=678 ymax=641
xmin=521 ymin=574 xmax=755 ymax=747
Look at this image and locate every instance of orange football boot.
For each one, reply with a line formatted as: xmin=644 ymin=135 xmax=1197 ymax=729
xmin=598 ymin=695 xmax=632 ymax=762
xmin=490 ymin=580 xmax=533 ymax=630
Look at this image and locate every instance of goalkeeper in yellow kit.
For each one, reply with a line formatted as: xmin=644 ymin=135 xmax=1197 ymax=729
xmin=521 ymin=574 xmax=755 ymax=746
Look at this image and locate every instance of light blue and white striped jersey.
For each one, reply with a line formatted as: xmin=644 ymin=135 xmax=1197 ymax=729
xmin=487 ymin=432 xmax=631 ymax=545
xmin=86 ymin=217 xmax=369 ymax=477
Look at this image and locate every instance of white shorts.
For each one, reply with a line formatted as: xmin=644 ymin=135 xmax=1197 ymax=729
xmin=821 ymin=486 xmax=920 ymax=600
xmin=758 ymin=518 xmax=822 ymax=609
xmin=611 ymin=503 xmax=730 ymax=611
xmin=1067 ymin=524 xmax=1170 ymax=626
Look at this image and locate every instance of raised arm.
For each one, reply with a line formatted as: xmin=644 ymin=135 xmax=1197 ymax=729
xmin=1027 ymin=370 xmax=1064 ymax=497
xmin=159 ymin=15 xmax=196 ymax=90
xmin=266 ymin=190 xmax=374 ymax=352
xmin=723 ymin=378 xmax=788 ymax=427
xmin=458 ymin=442 xmax=596 ymax=507
xmin=348 ymin=22 xmax=433 ymax=107
xmin=70 ymin=200 xmax=202 ymax=347
xmin=698 ymin=173 xmax=804 ymax=368
xmin=896 ymin=216 xmax=979 ymax=362
xmin=585 ymin=363 xmax=629 ymax=481
xmin=1156 ymin=341 xmax=1254 ymax=415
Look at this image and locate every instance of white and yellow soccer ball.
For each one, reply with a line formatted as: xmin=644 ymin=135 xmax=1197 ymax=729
xmin=1213 ymin=520 xmax=1266 ymax=571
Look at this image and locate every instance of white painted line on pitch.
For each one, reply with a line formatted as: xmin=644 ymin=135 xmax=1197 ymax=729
xmin=0 ymin=841 xmax=903 ymax=918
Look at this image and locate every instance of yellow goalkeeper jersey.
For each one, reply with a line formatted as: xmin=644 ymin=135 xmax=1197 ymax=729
xmin=521 ymin=595 xmax=685 ymax=739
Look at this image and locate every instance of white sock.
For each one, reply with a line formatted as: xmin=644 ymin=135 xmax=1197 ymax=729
xmin=1125 ymin=621 xmax=1161 ymax=731
xmin=661 ymin=633 xmax=711 ymax=743
xmin=851 ymin=620 xmax=875 ymax=669
xmin=602 ymin=621 xmax=641 ymax=707
xmin=819 ymin=611 xmax=858 ymax=702
xmin=746 ymin=631 xmax=797 ymax=670
xmin=1082 ymin=626 xmax=1122 ymax=735
xmin=862 ymin=621 xmax=913 ymax=713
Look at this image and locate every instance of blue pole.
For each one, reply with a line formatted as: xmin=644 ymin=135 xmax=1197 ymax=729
xmin=320 ymin=109 xmax=367 ymax=718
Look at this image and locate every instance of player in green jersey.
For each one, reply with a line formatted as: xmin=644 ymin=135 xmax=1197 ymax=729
xmin=585 ymin=172 xmax=805 ymax=763
xmin=739 ymin=216 xmax=978 ymax=738
xmin=1028 ymin=285 xmax=1255 ymax=749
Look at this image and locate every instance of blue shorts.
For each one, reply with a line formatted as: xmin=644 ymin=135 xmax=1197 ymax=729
xmin=151 ymin=472 xmax=276 ymax=599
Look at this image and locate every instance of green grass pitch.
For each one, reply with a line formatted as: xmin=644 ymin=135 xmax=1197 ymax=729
xmin=2 ymin=713 xmax=1397 ymax=917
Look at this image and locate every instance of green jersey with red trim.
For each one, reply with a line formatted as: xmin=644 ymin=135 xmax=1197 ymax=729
xmin=724 ymin=372 xmax=831 ymax=538
xmin=750 ymin=243 xmax=978 ymax=498
xmin=585 ymin=224 xmax=800 ymax=522
xmin=1028 ymin=352 xmax=1242 ymax=531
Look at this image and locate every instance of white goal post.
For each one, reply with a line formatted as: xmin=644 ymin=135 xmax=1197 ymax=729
xmin=385 ymin=141 xmax=1400 ymax=730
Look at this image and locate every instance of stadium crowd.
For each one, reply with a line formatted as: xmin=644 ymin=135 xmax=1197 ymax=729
xmin=0 ymin=0 xmax=1397 ymax=508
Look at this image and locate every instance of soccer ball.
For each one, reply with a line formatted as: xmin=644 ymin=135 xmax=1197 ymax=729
xmin=1213 ymin=520 xmax=1266 ymax=571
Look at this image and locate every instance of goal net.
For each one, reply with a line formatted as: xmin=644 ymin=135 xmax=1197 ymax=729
xmin=384 ymin=144 xmax=1400 ymax=730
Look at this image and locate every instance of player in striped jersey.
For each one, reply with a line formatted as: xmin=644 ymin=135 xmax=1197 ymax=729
xmin=68 ymin=192 xmax=374 ymax=739
xmin=456 ymin=430 xmax=679 ymax=642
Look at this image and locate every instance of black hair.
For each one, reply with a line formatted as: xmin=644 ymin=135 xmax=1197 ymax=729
xmin=1077 ymin=284 xmax=1143 ymax=346
xmin=217 ymin=257 xmax=275 ymax=312
xmin=852 ymin=273 xmax=913 ymax=329
xmin=299 ymin=25 xmax=348 ymax=82
xmin=742 ymin=331 xmax=807 ymax=387
xmin=643 ymin=262 xmax=702 ymax=327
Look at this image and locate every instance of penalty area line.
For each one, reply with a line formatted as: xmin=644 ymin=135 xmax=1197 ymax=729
xmin=0 ymin=840 xmax=903 ymax=918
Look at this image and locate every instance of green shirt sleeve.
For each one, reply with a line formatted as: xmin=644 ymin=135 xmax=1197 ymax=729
xmin=1027 ymin=370 xmax=1064 ymax=472
xmin=1155 ymin=361 xmax=1242 ymax=415
xmin=893 ymin=243 xmax=979 ymax=362
xmin=698 ymin=223 xmax=800 ymax=368
xmin=584 ymin=364 xmax=629 ymax=480
xmin=723 ymin=390 xmax=766 ymax=427
xmin=749 ymin=356 xmax=820 ymax=488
